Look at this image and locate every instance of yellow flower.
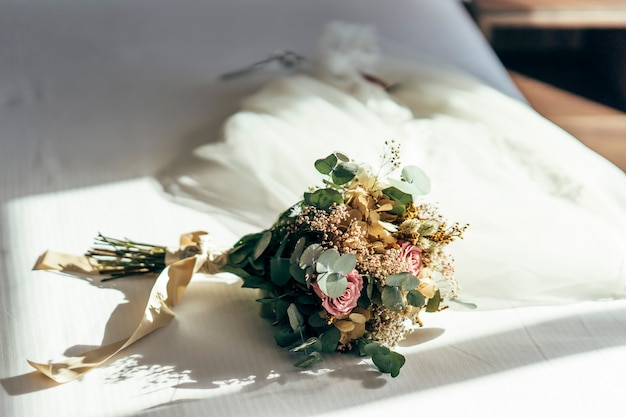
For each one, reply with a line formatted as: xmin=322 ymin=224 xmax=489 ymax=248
xmin=333 ymin=307 xmax=371 ymax=345
xmin=344 ymin=170 xmax=398 ymax=248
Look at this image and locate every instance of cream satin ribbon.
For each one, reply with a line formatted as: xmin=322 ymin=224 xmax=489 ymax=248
xmin=28 ymin=231 xmax=225 ymax=383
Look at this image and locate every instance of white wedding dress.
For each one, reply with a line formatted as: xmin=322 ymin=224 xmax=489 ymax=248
xmin=159 ymin=23 xmax=626 ymax=308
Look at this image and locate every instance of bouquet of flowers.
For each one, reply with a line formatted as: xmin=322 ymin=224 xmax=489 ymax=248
xmin=30 ymin=142 xmax=466 ymax=381
xmin=217 ymin=143 xmax=466 ymax=377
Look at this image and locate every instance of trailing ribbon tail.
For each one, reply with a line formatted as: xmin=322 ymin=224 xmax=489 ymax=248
xmin=28 ymin=232 xmax=220 ymax=383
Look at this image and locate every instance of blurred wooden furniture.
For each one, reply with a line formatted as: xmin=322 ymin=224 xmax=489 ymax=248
xmin=510 ymin=71 xmax=626 ymax=171
xmin=469 ymin=0 xmax=626 ymax=40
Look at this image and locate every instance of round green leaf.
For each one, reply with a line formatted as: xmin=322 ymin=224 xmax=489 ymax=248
xmin=289 ymin=263 xmax=307 ymax=284
xmin=319 ymin=327 xmax=341 ymax=352
xmin=317 ymin=272 xmax=348 ymax=298
xmin=335 ymin=152 xmax=350 ymax=162
xmin=388 ymin=165 xmax=431 ymax=197
xmin=316 ymin=249 xmax=340 ymax=273
xmin=253 ymin=231 xmax=272 ymax=260
xmin=372 ymin=351 xmax=406 ymax=377
xmin=362 ymin=341 xmax=390 ymax=357
xmin=381 ymin=286 xmax=404 ymax=312
xmin=386 ymin=272 xmax=419 ymax=291
xmin=407 ymin=289 xmax=426 ymax=307
xmin=331 ymin=163 xmax=357 ymax=185
xmin=299 ymin=244 xmax=323 ymax=268
xmin=332 ymin=253 xmax=357 ymax=275
xmin=270 ymin=257 xmax=292 ymax=286
xmin=308 ymin=313 xmax=328 ymax=330
xmin=303 ymin=188 xmax=343 ymax=210
xmin=315 ymin=154 xmax=338 ymax=175
xmin=426 ymin=289 xmax=442 ymax=312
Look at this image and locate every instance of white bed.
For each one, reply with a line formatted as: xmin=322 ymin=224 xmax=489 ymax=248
xmin=2 ymin=1 xmax=626 ymax=417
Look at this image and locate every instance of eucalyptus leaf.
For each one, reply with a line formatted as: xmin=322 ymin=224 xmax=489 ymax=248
xmin=381 ymin=286 xmax=405 ymax=312
xmin=289 ymin=263 xmax=307 ymax=284
xmin=294 ymin=351 xmax=324 ymax=368
xmin=287 ymin=303 xmax=304 ymax=331
xmin=274 ymin=326 xmax=300 ymax=347
xmin=299 ymin=244 xmax=324 ymax=268
xmin=290 ymin=237 xmax=306 ymax=264
xmin=241 ymin=275 xmax=274 ymax=291
xmin=426 ymin=289 xmax=441 ymax=312
xmin=274 ymin=299 xmax=290 ymax=322
xmin=385 ymin=272 xmax=418 ymax=290
xmin=331 ymin=163 xmax=357 ymax=185
xmin=270 ymin=257 xmax=292 ymax=286
xmin=366 ymin=275 xmax=374 ymax=300
xmin=388 ymin=165 xmax=431 ymax=198
xmin=372 ymin=350 xmax=406 ymax=377
xmin=314 ymin=154 xmax=338 ymax=175
xmin=308 ymin=313 xmax=328 ymax=330
xmin=303 ymin=188 xmax=343 ymax=210
xmin=319 ymin=327 xmax=341 ymax=353
xmin=248 ymin=256 xmax=265 ymax=274
xmin=335 ymin=152 xmax=350 ymax=162
xmin=317 ymin=272 xmax=348 ymax=298
xmin=407 ymin=289 xmax=426 ymax=307
xmin=253 ymin=231 xmax=272 ymax=260
xmin=228 ymin=244 xmax=254 ymax=266
xmin=316 ymin=249 xmax=340 ymax=273
xmin=382 ymin=187 xmax=413 ymax=205
xmin=362 ymin=341 xmax=390 ymax=357
xmin=332 ymin=253 xmax=357 ymax=275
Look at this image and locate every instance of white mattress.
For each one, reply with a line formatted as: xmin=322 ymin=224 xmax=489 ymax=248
xmin=2 ymin=1 xmax=626 ymax=417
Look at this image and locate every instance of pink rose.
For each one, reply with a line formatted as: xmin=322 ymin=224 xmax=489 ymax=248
xmin=399 ymin=241 xmax=422 ymax=276
xmin=312 ymin=270 xmax=363 ymax=318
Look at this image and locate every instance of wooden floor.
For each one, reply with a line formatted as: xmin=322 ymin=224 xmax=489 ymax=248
xmin=509 ymin=71 xmax=626 ymax=172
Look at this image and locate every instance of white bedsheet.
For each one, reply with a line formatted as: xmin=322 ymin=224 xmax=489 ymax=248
xmin=2 ymin=1 xmax=626 ymax=417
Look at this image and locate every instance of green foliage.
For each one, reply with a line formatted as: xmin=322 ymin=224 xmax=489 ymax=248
xmin=294 ymin=352 xmax=324 ymax=368
xmin=381 ymin=286 xmax=404 ymax=312
xmin=274 ymin=326 xmax=302 ymax=347
xmin=307 ymin=313 xmax=328 ymax=331
xmin=331 ymin=162 xmax=358 ymax=185
xmin=313 ymin=153 xmax=357 ymax=189
xmin=385 ymin=272 xmax=419 ymax=291
xmin=407 ymin=290 xmax=426 ymax=307
xmin=315 ymin=249 xmax=356 ymax=298
xmin=287 ymin=303 xmax=304 ymax=331
xmin=358 ymin=340 xmax=406 ymax=377
xmin=381 ymin=272 xmax=420 ymax=311
xmin=303 ymin=188 xmax=343 ymax=210
xmin=270 ymin=257 xmax=291 ymax=286
xmin=318 ymin=327 xmax=341 ymax=353
xmin=253 ymin=231 xmax=272 ymax=259
xmin=314 ymin=154 xmax=338 ymax=175
xmin=382 ymin=186 xmax=413 ymax=216
xmin=426 ymin=289 xmax=442 ymax=312
xmin=217 ymin=151 xmax=451 ymax=380
xmin=388 ymin=165 xmax=431 ymax=199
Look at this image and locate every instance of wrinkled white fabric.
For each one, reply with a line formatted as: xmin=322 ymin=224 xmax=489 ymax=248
xmin=159 ymin=38 xmax=626 ymax=308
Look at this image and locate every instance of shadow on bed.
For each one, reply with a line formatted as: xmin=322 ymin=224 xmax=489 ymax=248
xmin=4 ymin=273 xmax=625 ymax=417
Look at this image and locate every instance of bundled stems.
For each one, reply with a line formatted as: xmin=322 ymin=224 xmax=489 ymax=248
xmin=86 ymin=233 xmax=168 ymax=281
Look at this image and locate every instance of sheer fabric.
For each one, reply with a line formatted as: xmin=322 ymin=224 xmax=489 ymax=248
xmin=159 ymin=30 xmax=626 ymax=308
